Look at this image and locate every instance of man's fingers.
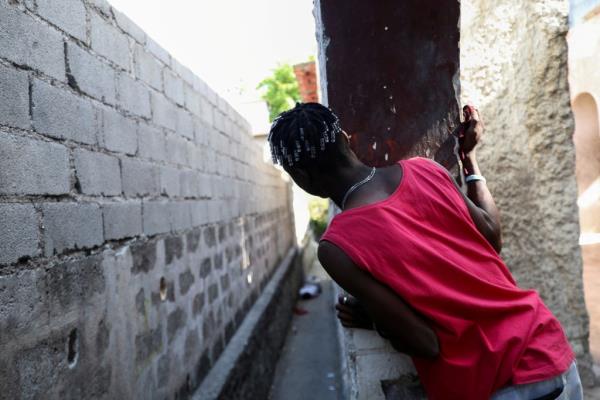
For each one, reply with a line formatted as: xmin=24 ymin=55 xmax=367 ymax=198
xmin=337 ymin=294 xmax=360 ymax=307
xmin=463 ymin=105 xmax=482 ymax=123
xmin=335 ymin=303 xmax=357 ymax=313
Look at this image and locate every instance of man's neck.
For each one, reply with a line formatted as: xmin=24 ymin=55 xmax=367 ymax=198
xmin=328 ymin=161 xmax=375 ymax=209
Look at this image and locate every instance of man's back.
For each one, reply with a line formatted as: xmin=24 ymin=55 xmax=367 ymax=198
xmin=321 ymin=157 xmax=574 ymax=400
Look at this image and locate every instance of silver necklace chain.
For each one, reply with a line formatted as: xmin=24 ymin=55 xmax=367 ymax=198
xmin=341 ymin=167 xmax=377 ymax=210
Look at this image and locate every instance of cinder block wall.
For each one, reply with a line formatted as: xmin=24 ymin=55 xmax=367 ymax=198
xmin=0 ymin=1 xmax=295 ymax=398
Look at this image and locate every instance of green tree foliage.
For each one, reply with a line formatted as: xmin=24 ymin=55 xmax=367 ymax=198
xmin=308 ymin=197 xmax=329 ymax=240
xmin=257 ymin=64 xmax=300 ymax=122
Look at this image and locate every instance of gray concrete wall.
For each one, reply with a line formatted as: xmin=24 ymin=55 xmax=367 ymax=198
xmin=0 ymin=1 xmax=295 ymax=398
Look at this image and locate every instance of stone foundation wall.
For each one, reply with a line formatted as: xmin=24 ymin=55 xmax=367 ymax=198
xmin=0 ymin=1 xmax=295 ymax=398
xmin=461 ymin=0 xmax=594 ymax=385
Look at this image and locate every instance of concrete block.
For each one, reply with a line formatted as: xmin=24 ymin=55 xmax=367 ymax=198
xmin=184 ymin=84 xmax=200 ymax=116
xmin=102 ymin=201 xmax=142 ymax=240
xmin=194 ymin=119 xmax=210 ymax=146
xmin=0 ymin=2 xmax=65 ymax=80
xmin=142 ymin=200 xmax=170 ymax=236
xmin=204 ymin=83 xmax=218 ymax=106
xmin=117 ymin=73 xmax=151 ymax=118
xmin=165 ymin=235 xmax=183 ymax=264
xmin=45 ymin=254 xmax=106 ymax=316
xmin=199 ymin=97 xmax=215 ymax=126
xmin=192 ymin=75 xmax=207 ymax=96
xmin=133 ymin=43 xmax=162 ymax=91
xmin=184 ymin=328 xmax=201 ymax=366
xmin=192 ymin=292 xmax=205 ymax=316
xmin=186 ymin=228 xmax=201 ymax=252
xmin=0 ymin=203 xmax=39 ymax=264
xmin=32 ymin=79 xmax=98 ymax=144
xmin=166 ymin=134 xmax=190 ymax=166
xmin=66 ymin=42 xmax=117 ymax=105
xmin=169 ymin=201 xmax=192 ymax=232
xmin=151 ymin=91 xmax=177 ymax=131
xmin=0 ymin=134 xmax=70 ymax=195
xmin=198 ymin=174 xmax=213 ymax=198
xmin=159 ymin=166 xmax=181 ymax=196
xmin=113 ymin=9 xmax=146 ymax=44
xmin=203 ymin=146 xmax=216 ymax=174
xmin=0 ymin=268 xmax=48 ymax=341
xmin=135 ymin=326 xmax=163 ymax=364
xmin=199 ymin=257 xmax=212 ymax=280
xmin=42 ymin=202 xmax=103 ymax=255
xmin=12 ymin=331 xmax=67 ymax=398
xmin=163 ymin=69 xmax=185 ymax=106
xmin=100 ymin=108 xmax=138 ymax=155
xmin=87 ymin=0 xmax=111 ymax=17
xmin=0 ymin=64 xmax=29 ymax=129
xmin=172 ymin=60 xmax=195 ymax=85
xmin=208 ymin=283 xmax=219 ymax=303
xmin=177 ymin=108 xmax=195 ymax=140
xmin=217 ymin=96 xmax=229 ymax=115
xmin=145 ymin=36 xmax=171 ymax=66
xmin=167 ymin=308 xmax=186 ymax=344
xmin=213 ymin=253 xmax=223 ymax=270
xmin=36 ymin=0 xmax=86 ymax=41
xmin=180 ymin=169 xmax=200 ymax=198
xmin=189 ymin=201 xmax=208 ymax=227
xmin=220 ymin=274 xmax=229 ymax=291
xmin=213 ymin=110 xmax=226 ymax=135
xmin=131 ymin=239 xmax=157 ymax=274
xmin=189 ymin=143 xmax=204 ymax=171
xmin=207 ymin=200 xmax=221 ymax=223
xmin=203 ymin=226 xmax=216 ymax=248
xmin=138 ymin=123 xmax=166 ymax=161
xmin=121 ymin=158 xmax=159 ymax=197
xmin=74 ymin=148 xmax=122 ymax=196
xmin=90 ymin=11 xmax=131 ymax=70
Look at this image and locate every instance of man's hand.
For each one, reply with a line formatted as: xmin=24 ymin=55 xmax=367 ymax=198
xmin=458 ymin=105 xmax=484 ymax=158
xmin=318 ymin=241 xmax=440 ymax=359
xmin=335 ymin=294 xmax=374 ymax=330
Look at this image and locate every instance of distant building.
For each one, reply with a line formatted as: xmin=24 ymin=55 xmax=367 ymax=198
xmin=570 ymin=0 xmax=600 ymax=25
xmin=568 ymin=0 xmax=600 ymax=364
xmin=293 ymin=61 xmax=319 ymax=103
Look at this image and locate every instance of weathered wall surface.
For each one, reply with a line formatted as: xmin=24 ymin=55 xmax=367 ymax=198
xmin=461 ymin=0 xmax=594 ymax=385
xmin=0 ymin=1 xmax=295 ymax=398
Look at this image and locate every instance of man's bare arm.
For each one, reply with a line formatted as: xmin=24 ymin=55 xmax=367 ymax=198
xmin=461 ymin=151 xmax=502 ymax=252
xmin=456 ymin=107 xmax=502 ymax=252
xmin=318 ymin=240 xmax=439 ymax=359
xmin=437 ymin=106 xmax=501 ymax=252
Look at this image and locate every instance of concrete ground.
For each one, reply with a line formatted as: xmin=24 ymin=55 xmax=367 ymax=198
xmin=269 ymin=260 xmax=343 ymax=400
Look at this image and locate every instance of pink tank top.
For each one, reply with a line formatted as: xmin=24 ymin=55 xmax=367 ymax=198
xmin=321 ymin=157 xmax=573 ymax=400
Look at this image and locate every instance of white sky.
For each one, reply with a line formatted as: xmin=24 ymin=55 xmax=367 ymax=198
xmin=109 ymin=0 xmax=318 ymax=133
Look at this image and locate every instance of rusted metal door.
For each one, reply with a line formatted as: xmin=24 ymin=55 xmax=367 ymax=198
xmin=315 ymin=0 xmax=461 ymax=169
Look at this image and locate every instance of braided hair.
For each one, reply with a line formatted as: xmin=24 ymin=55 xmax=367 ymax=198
xmin=267 ymin=102 xmax=344 ymax=169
